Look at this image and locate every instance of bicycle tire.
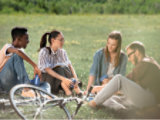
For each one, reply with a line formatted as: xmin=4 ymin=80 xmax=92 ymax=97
xmin=9 ymin=84 xmax=71 ymax=120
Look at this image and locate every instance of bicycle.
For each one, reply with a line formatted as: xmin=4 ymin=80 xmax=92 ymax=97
xmin=9 ymin=84 xmax=93 ymax=120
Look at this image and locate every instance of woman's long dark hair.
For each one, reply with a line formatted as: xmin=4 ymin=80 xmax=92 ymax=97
xmin=38 ymin=30 xmax=61 ymax=54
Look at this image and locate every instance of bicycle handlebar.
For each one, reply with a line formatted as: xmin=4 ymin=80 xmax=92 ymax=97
xmin=71 ymin=85 xmax=94 ymax=118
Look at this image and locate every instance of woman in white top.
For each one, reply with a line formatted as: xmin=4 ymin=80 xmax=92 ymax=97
xmin=38 ymin=30 xmax=81 ymax=96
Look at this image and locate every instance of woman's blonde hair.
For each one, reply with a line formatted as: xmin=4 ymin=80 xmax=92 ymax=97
xmin=104 ymin=31 xmax=122 ymax=67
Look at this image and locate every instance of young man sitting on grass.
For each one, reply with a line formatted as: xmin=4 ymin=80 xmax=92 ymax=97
xmin=0 ymin=27 xmax=50 ymax=94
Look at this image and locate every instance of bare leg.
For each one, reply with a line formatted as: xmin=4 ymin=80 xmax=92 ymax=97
xmin=74 ymin=84 xmax=81 ymax=94
xmin=61 ymin=82 xmax=72 ymax=96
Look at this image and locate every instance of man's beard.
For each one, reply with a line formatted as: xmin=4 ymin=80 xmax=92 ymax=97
xmin=134 ymin=55 xmax=138 ymax=65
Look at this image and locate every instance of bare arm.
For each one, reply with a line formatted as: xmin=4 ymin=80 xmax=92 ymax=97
xmin=84 ymin=75 xmax=95 ymax=95
xmin=68 ymin=64 xmax=78 ymax=80
xmin=7 ymin=47 xmax=41 ymax=77
xmin=86 ymin=75 xmax=95 ymax=91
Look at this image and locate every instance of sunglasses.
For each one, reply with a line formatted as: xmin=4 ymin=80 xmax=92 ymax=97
xmin=57 ymin=38 xmax=65 ymax=42
xmin=127 ymin=50 xmax=135 ymax=58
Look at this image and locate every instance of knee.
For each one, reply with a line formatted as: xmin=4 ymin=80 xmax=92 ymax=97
xmin=53 ymin=66 xmax=64 ymax=71
xmin=41 ymin=82 xmax=51 ymax=93
xmin=12 ymin=54 xmax=23 ymax=61
xmin=113 ymin=74 xmax=127 ymax=86
xmin=112 ymin=74 xmax=124 ymax=83
xmin=44 ymin=82 xmax=51 ymax=89
xmin=114 ymin=74 xmax=123 ymax=79
xmin=53 ymin=66 xmax=65 ymax=75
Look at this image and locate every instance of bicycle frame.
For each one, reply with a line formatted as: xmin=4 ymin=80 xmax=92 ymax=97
xmin=9 ymin=84 xmax=92 ymax=120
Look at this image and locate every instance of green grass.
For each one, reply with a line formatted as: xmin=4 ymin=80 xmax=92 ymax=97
xmin=0 ymin=14 xmax=160 ymax=119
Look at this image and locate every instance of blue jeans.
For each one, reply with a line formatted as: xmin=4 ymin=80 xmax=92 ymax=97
xmin=39 ymin=82 xmax=51 ymax=93
xmin=0 ymin=54 xmax=50 ymax=93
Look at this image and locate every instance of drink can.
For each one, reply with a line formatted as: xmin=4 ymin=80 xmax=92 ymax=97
xmin=70 ymin=78 xmax=76 ymax=89
xmin=32 ymin=75 xmax=40 ymax=86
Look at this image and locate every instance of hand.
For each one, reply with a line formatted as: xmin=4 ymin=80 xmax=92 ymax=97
xmin=84 ymin=85 xmax=92 ymax=95
xmin=33 ymin=66 xmax=41 ymax=79
xmin=63 ymin=78 xmax=73 ymax=88
xmin=88 ymin=100 xmax=97 ymax=108
xmin=83 ymin=90 xmax=88 ymax=95
xmin=72 ymin=78 xmax=79 ymax=86
xmin=102 ymin=78 xmax=109 ymax=85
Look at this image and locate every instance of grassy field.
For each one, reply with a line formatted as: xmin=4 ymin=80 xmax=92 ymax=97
xmin=0 ymin=14 xmax=160 ymax=119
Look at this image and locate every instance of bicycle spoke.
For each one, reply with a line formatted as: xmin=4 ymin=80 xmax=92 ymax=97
xmin=10 ymin=84 xmax=71 ymax=119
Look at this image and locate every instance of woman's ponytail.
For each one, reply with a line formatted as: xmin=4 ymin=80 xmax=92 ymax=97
xmin=38 ymin=30 xmax=61 ymax=54
xmin=39 ymin=32 xmax=50 ymax=51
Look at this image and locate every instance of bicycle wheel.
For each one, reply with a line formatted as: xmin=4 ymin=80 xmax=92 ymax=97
xmin=9 ymin=84 xmax=71 ymax=120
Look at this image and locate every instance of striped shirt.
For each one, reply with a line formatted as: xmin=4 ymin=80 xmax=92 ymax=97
xmin=38 ymin=47 xmax=71 ymax=73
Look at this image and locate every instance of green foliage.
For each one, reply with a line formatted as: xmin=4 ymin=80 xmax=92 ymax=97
xmin=0 ymin=0 xmax=160 ymax=14
xmin=0 ymin=14 xmax=160 ymax=82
